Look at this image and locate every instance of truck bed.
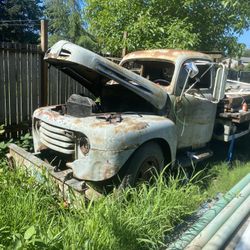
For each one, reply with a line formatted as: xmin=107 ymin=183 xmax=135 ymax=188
xmin=218 ymin=80 xmax=250 ymax=123
xmin=215 ymin=80 xmax=250 ymax=141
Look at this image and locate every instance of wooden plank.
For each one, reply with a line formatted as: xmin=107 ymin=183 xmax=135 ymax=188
xmin=66 ymin=74 xmax=71 ymax=101
xmin=27 ymin=44 xmax=31 ymax=119
xmin=21 ymin=46 xmax=28 ymax=122
xmin=15 ymin=44 xmax=21 ymax=136
xmin=9 ymin=47 xmax=17 ymax=125
xmin=5 ymin=43 xmax=11 ymax=127
xmin=18 ymin=43 xmax=23 ymax=123
xmin=3 ymin=43 xmax=8 ymax=127
xmin=58 ymin=70 xmax=62 ymax=104
xmin=33 ymin=45 xmax=40 ymax=109
xmin=0 ymin=46 xmax=5 ymax=125
xmin=9 ymin=45 xmax=18 ymax=137
xmin=56 ymin=68 xmax=59 ymax=104
xmin=30 ymin=44 xmax=34 ymax=116
xmin=48 ymin=65 xmax=55 ymax=105
xmin=37 ymin=52 xmax=42 ymax=108
xmin=61 ymin=69 xmax=66 ymax=103
xmin=47 ymin=64 xmax=51 ymax=105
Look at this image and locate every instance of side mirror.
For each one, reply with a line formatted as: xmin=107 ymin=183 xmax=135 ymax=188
xmin=184 ymin=62 xmax=199 ymax=78
xmin=180 ymin=62 xmax=199 ymax=99
xmin=213 ymin=64 xmax=228 ymax=101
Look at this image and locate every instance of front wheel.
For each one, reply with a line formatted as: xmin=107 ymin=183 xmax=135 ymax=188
xmin=120 ymin=142 xmax=165 ymax=187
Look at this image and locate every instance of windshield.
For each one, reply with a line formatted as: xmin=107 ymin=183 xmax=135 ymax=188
xmin=121 ymin=60 xmax=175 ymax=86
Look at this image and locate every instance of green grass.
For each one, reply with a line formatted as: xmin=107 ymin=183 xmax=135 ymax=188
xmin=206 ymin=162 xmax=250 ymax=197
xmin=0 ymin=162 xmax=205 ymax=250
xmin=0 ymin=158 xmax=249 ymax=250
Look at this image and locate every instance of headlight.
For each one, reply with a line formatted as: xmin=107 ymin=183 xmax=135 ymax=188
xmin=79 ymin=136 xmax=90 ymax=155
xmin=33 ymin=119 xmax=41 ymax=135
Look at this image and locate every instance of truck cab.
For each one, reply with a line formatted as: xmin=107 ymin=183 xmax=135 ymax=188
xmin=8 ymin=41 xmax=229 ymax=196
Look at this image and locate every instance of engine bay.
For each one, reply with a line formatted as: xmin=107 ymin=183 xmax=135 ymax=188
xmin=54 ymin=83 xmax=159 ymax=118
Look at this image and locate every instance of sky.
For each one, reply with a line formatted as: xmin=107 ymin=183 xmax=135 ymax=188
xmin=238 ymin=29 xmax=250 ymax=48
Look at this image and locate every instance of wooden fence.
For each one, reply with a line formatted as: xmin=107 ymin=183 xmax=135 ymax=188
xmin=0 ymin=42 xmax=87 ymax=138
xmin=2 ymin=41 xmax=248 ymax=139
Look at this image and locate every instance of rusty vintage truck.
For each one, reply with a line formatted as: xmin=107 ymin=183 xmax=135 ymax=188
xmin=8 ymin=40 xmax=250 ymax=198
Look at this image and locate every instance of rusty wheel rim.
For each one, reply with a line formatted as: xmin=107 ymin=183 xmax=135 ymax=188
xmin=136 ymin=156 xmax=159 ymax=183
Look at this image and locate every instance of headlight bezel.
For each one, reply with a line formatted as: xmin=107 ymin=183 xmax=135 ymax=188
xmin=78 ymin=135 xmax=90 ymax=156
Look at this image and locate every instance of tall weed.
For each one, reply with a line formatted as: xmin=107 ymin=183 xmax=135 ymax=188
xmin=0 ymin=163 xmax=204 ymax=250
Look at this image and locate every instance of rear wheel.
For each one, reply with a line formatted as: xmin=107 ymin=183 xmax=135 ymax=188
xmin=120 ymin=142 xmax=165 ymax=187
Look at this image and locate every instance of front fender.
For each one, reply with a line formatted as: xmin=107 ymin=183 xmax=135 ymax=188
xmin=69 ymin=115 xmax=177 ymax=181
xmin=33 ymin=107 xmax=177 ymax=181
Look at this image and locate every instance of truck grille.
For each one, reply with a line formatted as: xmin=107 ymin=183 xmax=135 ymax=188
xmin=39 ymin=122 xmax=75 ymax=154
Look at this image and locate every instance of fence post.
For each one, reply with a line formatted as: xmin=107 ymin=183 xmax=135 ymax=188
xmin=40 ymin=19 xmax=48 ymax=106
xmin=122 ymin=31 xmax=128 ymax=57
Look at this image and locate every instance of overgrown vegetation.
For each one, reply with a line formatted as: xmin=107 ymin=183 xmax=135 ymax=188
xmin=0 ymin=151 xmax=249 ymax=249
xmin=0 ymin=163 xmax=202 ymax=249
xmin=206 ymin=162 xmax=250 ymax=197
xmin=85 ymin=0 xmax=250 ymax=56
xmin=0 ymin=130 xmax=33 ymax=159
xmin=1 ymin=125 xmax=250 ymax=249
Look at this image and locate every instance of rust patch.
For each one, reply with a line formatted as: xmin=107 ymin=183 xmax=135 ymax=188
xmin=103 ymin=160 xmax=119 ymax=179
xmin=122 ymin=49 xmax=210 ymax=63
xmin=114 ymin=119 xmax=149 ymax=134
xmin=91 ymin=136 xmax=105 ymax=145
xmin=73 ymin=118 xmax=82 ymax=125
xmin=35 ymin=109 xmax=61 ymax=120
xmin=91 ymin=121 xmax=110 ymax=128
xmin=37 ymin=144 xmax=48 ymax=151
xmin=91 ymin=117 xmax=149 ymax=133
xmin=147 ymin=116 xmax=166 ymax=121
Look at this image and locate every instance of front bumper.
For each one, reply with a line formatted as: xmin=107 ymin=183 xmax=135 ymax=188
xmin=7 ymin=144 xmax=102 ymax=201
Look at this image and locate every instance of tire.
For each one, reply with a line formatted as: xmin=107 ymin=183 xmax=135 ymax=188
xmin=120 ymin=142 xmax=165 ymax=187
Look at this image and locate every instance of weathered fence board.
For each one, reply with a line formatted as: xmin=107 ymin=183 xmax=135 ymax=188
xmin=47 ymin=65 xmax=87 ymax=106
xmin=0 ymin=42 xmax=89 ymax=138
xmin=0 ymin=48 xmax=5 ymax=125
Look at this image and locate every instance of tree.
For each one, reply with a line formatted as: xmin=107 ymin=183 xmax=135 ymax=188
xmin=84 ymin=0 xmax=250 ymax=56
xmin=44 ymin=0 xmax=98 ymax=51
xmin=243 ymin=63 xmax=250 ymax=72
xmin=243 ymin=49 xmax=250 ymax=57
xmin=0 ymin=0 xmax=43 ymax=43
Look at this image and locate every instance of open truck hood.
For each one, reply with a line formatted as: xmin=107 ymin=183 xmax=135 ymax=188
xmin=44 ymin=40 xmax=168 ymax=110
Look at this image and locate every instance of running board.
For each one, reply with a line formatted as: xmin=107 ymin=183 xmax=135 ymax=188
xmin=176 ymin=149 xmax=213 ymax=167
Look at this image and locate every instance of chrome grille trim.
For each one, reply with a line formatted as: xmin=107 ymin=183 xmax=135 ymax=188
xmin=40 ymin=127 xmax=72 ymax=142
xmin=39 ymin=121 xmax=75 ymax=154
xmin=41 ymin=138 xmax=75 ymax=154
xmin=40 ymin=133 xmax=74 ymax=148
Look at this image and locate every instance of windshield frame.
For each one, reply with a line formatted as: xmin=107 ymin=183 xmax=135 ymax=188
xmin=120 ymin=59 xmax=175 ymax=92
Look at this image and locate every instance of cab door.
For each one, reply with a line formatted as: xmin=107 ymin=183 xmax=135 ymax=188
xmin=173 ymin=60 xmax=218 ymax=149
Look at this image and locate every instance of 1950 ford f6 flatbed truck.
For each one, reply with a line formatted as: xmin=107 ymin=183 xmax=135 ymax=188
xmin=7 ymin=40 xmax=250 ymax=198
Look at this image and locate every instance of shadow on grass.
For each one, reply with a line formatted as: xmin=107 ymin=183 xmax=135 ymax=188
xmin=191 ymin=133 xmax=250 ymax=172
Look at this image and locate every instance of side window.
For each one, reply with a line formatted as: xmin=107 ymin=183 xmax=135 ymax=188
xmin=177 ymin=60 xmax=212 ymax=94
xmin=192 ymin=64 xmax=211 ymax=89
